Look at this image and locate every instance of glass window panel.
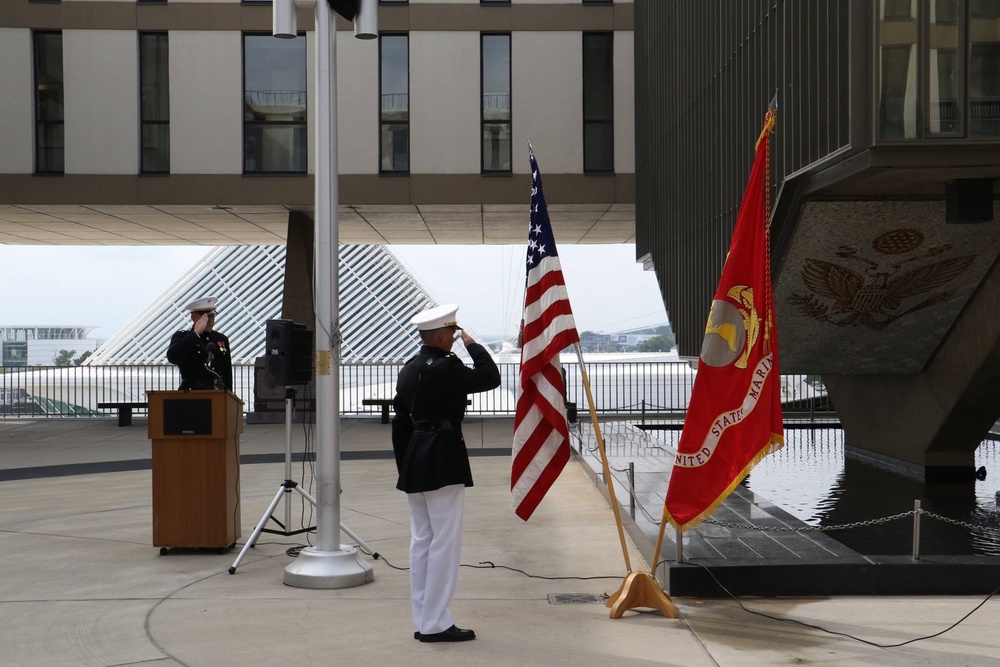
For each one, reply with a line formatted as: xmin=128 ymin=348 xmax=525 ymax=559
xmin=35 ymin=122 xmax=64 ymax=173
xmin=482 ymin=34 xmax=511 ymax=172
xmin=482 ymin=122 xmax=511 ymax=172
xmin=482 ymin=34 xmax=510 ymax=119
xmin=140 ymin=33 xmax=170 ymax=121
xmin=244 ymin=124 xmax=307 ymax=173
xmin=380 ymin=124 xmax=409 ymax=171
xmin=380 ymin=34 xmax=408 ymax=173
xmin=584 ymin=122 xmax=613 ymax=172
xmin=33 ymin=31 xmax=63 ymax=173
xmin=380 ymin=36 xmax=408 ymax=120
xmin=243 ymin=34 xmax=307 ymax=173
xmin=969 ymin=0 xmax=1000 ymax=137
xmin=583 ymin=33 xmax=613 ymax=120
xmin=928 ymin=3 xmax=959 ymax=133
xmin=141 ymin=123 xmax=170 ymax=173
xmin=140 ymin=33 xmax=169 ymax=173
xmin=878 ymin=1 xmax=919 ymax=139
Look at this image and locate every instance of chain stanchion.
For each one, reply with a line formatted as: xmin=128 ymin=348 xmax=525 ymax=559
xmin=913 ymin=499 xmax=922 ymax=560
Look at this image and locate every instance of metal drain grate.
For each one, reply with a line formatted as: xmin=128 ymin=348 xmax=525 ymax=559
xmin=547 ymin=593 xmax=605 ymax=605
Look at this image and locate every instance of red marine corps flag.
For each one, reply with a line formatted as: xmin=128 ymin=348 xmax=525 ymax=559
xmin=664 ymin=106 xmax=784 ymax=532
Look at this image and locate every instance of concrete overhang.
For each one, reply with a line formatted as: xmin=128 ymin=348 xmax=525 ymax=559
xmin=0 ymin=203 xmax=636 ymax=246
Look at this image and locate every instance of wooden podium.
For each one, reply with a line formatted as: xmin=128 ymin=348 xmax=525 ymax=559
xmin=147 ymin=390 xmax=244 ymax=552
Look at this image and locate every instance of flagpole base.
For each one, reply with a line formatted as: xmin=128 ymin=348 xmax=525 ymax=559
xmin=282 ymin=545 xmax=374 ymax=589
xmin=606 ymin=572 xmax=679 ymax=619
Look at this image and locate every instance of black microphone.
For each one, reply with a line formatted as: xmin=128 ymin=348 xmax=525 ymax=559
xmin=204 ymin=343 xmax=223 ymax=389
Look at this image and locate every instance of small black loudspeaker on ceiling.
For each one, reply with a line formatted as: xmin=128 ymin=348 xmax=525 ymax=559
xmin=264 ymin=319 xmax=314 ymax=386
xmin=945 ymin=178 xmax=994 ymax=224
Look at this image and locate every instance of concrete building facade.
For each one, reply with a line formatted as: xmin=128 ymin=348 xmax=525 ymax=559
xmin=0 ymin=0 xmax=637 ymax=247
xmin=635 ymin=0 xmax=1000 ymax=478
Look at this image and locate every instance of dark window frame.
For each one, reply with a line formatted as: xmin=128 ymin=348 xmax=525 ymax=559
xmin=242 ymin=31 xmax=308 ymax=175
xmin=33 ymin=30 xmax=64 ymax=175
xmin=379 ymin=32 xmax=410 ymax=174
xmin=139 ymin=31 xmax=170 ymax=174
xmin=480 ymin=32 xmax=512 ymax=174
xmin=877 ymin=0 xmax=1000 ymax=141
xmin=583 ymin=31 xmax=615 ymax=173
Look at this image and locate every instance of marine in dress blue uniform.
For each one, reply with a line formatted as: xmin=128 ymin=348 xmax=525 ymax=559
xmin=166 ymin=296 xmax=234 ymax=391
xmin=392 ymin=304 xmax=501 ymax=643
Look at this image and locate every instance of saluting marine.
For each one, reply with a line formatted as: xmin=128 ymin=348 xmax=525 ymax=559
xmin=166 ymin=295 xmax=234 ymax=391
xmin=391 ymin=303 xmax=501 ymax=643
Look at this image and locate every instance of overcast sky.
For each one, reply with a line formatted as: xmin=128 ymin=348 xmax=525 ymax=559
xmin=0 ymin=243 xmax=667 ymax=340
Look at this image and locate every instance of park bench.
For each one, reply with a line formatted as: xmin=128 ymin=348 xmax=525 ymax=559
xmin=361 ymin=398 xmax=394 ymax=424
xmin=97 ymin=401 xmax=147 ymax=427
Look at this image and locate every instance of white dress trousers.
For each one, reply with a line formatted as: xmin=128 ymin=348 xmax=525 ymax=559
xmin=407 ymin=484 xmax=466 ymax=635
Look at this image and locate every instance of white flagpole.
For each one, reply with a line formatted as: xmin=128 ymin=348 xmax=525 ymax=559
xmin=282 ymin=0 xmax=373 ymax=588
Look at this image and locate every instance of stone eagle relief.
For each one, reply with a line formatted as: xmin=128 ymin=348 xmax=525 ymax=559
xmin=787 ymin=228 xmax=975 ymax=331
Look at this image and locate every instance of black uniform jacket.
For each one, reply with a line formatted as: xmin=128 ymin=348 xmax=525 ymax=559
xmin=391 ymin=342 xmax=501 ymax=493
xmin=167 ymin=329 xmax=234 ymax=391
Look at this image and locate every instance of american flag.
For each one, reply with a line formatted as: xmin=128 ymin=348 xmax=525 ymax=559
xmin=512 ymin=153 xmax=581 ymax=521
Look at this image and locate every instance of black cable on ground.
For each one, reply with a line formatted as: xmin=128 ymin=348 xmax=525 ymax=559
xmin=676 ymin=560 xmax=1000 ymax=649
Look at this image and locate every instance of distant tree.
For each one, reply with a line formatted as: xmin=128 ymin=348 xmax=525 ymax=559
xmin=54 ymin=350 xmax=76 ymax=367
xmin=638 ymin=335 xmax=675 ymax=352
xmin=74 ymin=351 xmax=93 ymax=366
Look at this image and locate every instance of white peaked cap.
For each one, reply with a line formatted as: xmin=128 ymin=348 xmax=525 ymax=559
xmin=184 ymin=296 xmax=219 ymax=312
xmin=411 ymin=303 xmax=462 ymax=331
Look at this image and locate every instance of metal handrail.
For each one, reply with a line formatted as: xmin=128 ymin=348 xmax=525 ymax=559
xmin=0 ymin=362 xmax=829 ymax=420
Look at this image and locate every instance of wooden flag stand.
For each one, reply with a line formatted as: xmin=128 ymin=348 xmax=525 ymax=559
xmin=574 ymin=343 xmax=679 ymax=620
xmin=606 ymin=573 xmax=679 ymax=619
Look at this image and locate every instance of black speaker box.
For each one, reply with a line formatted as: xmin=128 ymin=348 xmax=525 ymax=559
xmin=946 ymin=179 xmax=994 ymax=224
xmin=264 ymin=319 xmax=314 ymax=386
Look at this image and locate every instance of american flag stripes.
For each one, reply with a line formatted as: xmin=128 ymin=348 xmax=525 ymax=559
xmin=512 ymin=153 xmax=581 ymax=521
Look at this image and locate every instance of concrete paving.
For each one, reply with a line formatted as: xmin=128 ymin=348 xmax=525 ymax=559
xmin=1 ymin=416 xmax=1000 ymax=666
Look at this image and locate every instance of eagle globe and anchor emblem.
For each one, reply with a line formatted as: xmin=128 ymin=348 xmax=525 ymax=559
xmin=788 ymin=228 xmax=975 ymax=331
xmin=701 ymin=285 xmax=760 ymax=368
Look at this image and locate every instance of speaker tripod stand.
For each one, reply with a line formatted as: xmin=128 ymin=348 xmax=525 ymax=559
xmin=228 ymin=387 xmax=376 ymax=574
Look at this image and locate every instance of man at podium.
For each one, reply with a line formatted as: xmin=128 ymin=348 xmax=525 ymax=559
xmin=167 ymin=296 xmax=234 ymax=391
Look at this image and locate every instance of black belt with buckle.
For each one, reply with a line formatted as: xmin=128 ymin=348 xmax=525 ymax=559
xmin=412 ymin=419 xmax=458 ymax=433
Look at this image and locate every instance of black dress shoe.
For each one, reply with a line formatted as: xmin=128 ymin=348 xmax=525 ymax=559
xmin=414 ymin=632 xmax=420 ymax=640
xmin=417 ymin=625 xmax=476 ymax=643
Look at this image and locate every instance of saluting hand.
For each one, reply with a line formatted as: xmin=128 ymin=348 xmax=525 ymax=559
xmin=194 ymin=314 xmax=210 ymax=335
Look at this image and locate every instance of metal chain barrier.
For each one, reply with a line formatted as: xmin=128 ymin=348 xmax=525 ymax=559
xmin=571 ymin=420 xmax=1000 ymax=563
xmin=701 ymin=511 xmax=918 ymax=533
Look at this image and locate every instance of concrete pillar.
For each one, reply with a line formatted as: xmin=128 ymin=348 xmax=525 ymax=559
xmin=282 ymin=210 xmax=315 ymax=326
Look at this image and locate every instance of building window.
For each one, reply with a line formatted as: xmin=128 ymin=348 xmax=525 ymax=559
xmin=380 ymin=34 xmax=409 ymax=173
xmin=481 ymin=33 xmax=511 ymax=173
xmin=883 ymin=0 xmax=912 ymax=19
xmin=243 ymin=33 xmax=307 ymax=174
xmin=2 ymin=342 xmax=28 ymax=368
xmin=139 ymin=32 xmax=170 ymax=173
xmin=969 ymin=0 xmax=1000 ymax=136
xmin=33 ymin=31 xmax=64 ymax=174
xmin=583 ymin=32 xmax=614 ymax=172
xmin=878 ymin=0 xmax=1000 ymax=139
